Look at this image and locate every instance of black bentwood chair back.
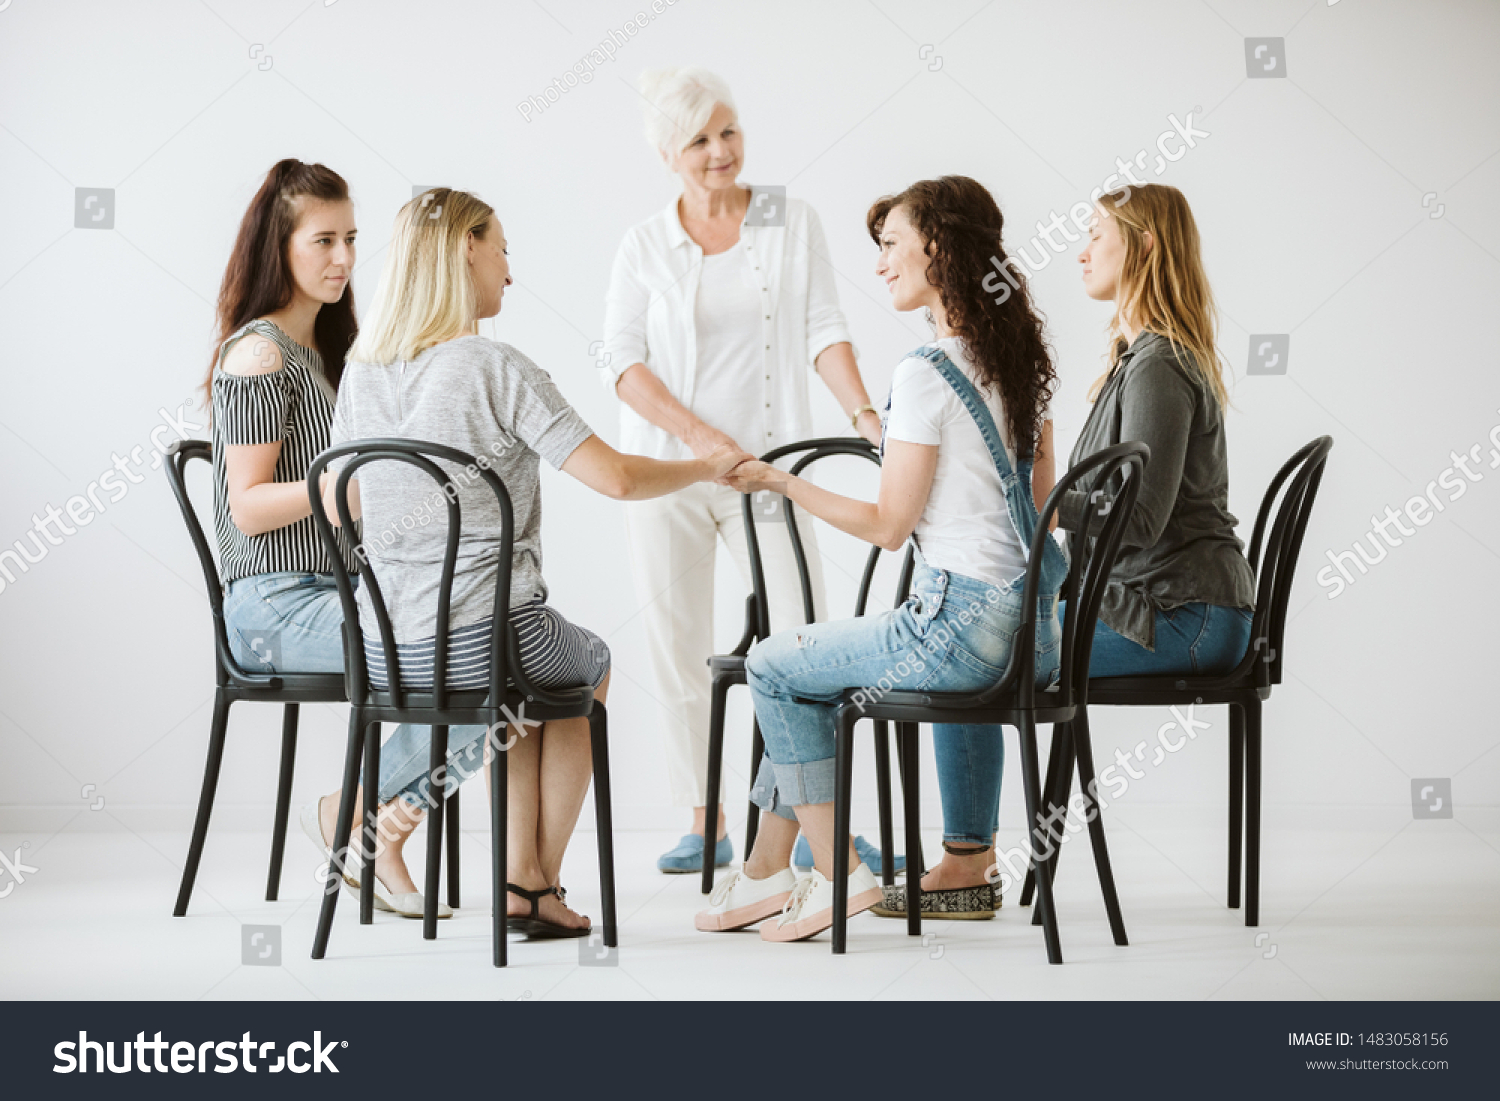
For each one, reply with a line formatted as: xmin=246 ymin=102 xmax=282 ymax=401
xmin=164 ymin=440 xmax=349 ymax=917
xmin=1022 ymin=435 xmax=1334 ymax=929
xmin=305 ymin=439 xmax=616 ymax=967
xmin=701 ymin=436 xmax=919 ymax=895
xmin=833 ymin=441 xmax=1151 ymax=963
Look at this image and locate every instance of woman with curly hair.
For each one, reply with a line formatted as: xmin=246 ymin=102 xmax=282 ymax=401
xmin=696 ymin=176 xmax=1066 ymax=940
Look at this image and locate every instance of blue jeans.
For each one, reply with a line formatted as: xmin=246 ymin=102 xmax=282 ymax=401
xmin=1067 ymin=600 xmax=1253 ymax=677
xmin=746 ymin=564 xmax=1061 ymax=845
xmin=223 ymin=571 xmax=484 ymax=808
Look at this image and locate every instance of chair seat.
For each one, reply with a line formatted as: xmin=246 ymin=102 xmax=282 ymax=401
xmin=1087 ymin=673 xmax=1272 ymax=707
xmin=839 ymin=686 xmax=1076 ymax=726
xmin=357 ymin=684 xmax=595 ymax=725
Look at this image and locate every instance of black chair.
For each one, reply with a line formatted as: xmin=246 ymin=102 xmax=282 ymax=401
xmin=165 ymin=439 xmax=353 ymax=917
xmin=701 ymin=437 xmax=918 ymax=895
xmin=306 ymin=439 xmax=616 ymax=967
xmin=831 ymin=441 xmax=1151 ymax=962
xmin=1021 ymin=435 xmax=1333 ymax=929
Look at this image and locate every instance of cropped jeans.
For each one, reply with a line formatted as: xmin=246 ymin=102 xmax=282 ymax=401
xmin=223 ymin=571 xmax=484 ymax=808
xmin=746 ymin=564 xmax=1061 ymax=846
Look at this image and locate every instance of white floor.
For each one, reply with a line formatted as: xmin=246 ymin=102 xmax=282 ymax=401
xmin=2 ymin=805 xmax=1497 ymax=1001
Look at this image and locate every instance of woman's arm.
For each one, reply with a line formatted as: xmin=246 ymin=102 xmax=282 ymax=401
xmin=615 ymin=363 xmax=742 ymax=458
xmin=562 ymin=434 xmax=750 ymax=501
xmin=1033 ymin=419 xmax=1057 ymax=531
xmin=725 ymin=439 xmax=937 ymax=552
xmin=220 ymin=336 xmax=326 ymax=536
xmin=814 ymin=342 xmax=883 ymax=446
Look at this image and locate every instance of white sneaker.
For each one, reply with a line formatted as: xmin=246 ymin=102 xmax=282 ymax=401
xmin=695 ymin=866 xmax=797 ymax=932
xmin=760 ymin=863 xmax=882 ymax=942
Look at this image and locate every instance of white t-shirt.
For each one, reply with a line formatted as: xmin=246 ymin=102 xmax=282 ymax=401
xmin=883 ymin=337 xmax=1047 ymax=588
xmin=690 ymin=247 xmax=766 ymax=443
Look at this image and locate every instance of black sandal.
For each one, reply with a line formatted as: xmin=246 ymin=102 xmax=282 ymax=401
xmin=505 ymin=883 xmax=591 ymax=939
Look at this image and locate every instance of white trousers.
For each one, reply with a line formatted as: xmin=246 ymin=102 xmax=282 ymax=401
xmin=624 ymin=482 xmax=826 ymax=807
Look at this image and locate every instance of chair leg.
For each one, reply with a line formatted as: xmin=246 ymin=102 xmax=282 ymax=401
xmin=1021 ymin=721 xmax=1070 ymax=908
xmin=745 ymin=717 xmax=764 ymax=855
xmin=313 ymin=711 xmax=365 ymax=959
xmin=360 ymin=723 xmax=382 ymax=926
xmin=491 ymin=719 xmax=509 ymax=968
xmin=446 ymin=788 xmax=461 ymax=909
xmin=265 ymin=703 xmax=299 ymax=903
xmin=1031 ymin=723 xmax=1074 ymax=928
xmin=1228 ymin=702 xmax=1245 ymax=910
xmin=900 ymin=722 xmax=922 ymax=937
xmin=873 ymin=719 xmax=895 ymax=887
xmin=702 ymin=676 xmax=729 ymax=895
xmin=1071 ymin=708 xmax=1128 ymax=946
xmin=1018 ymin=714 xmax=1063 ymax=964
xmin=174 ymin=692 xmax=231 ymax=917
xmin=423 ymin=726 xmax=449 ymax=940
xmin=1244 ymin=698 xmax=1262 ymax=927
xmin=590 ymin=702 xmax=618 ymax=949
xmin=831 ymin=708 xmax=855 ymax=955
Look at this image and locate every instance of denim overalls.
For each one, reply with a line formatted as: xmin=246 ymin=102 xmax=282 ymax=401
xmin=746 ymin=343 xmax=1066 ymax=844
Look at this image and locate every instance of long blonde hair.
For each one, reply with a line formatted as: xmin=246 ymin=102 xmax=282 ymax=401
xmin=1089 ymin=183 xmax=1228 ymax=409
xmin=348 ymin=188 xmax=494 ymax=365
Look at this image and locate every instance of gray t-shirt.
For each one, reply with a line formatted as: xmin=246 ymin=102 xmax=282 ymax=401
xmin=330 ymin=336 xmax=593 ymax=644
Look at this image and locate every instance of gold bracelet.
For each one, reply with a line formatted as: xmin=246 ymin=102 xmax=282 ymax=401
xmin=850 ymin=404 xmax=877 ymax=429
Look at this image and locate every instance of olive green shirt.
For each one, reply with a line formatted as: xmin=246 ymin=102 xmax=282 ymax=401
xmin=1058 ymin=331 xmax=1255 ymax=650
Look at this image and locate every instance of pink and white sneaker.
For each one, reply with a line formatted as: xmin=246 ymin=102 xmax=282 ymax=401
xmin=694 ymin=867 xmax=797 ymax=932
xmin=760 ymin=863 xmax=882 ymax=942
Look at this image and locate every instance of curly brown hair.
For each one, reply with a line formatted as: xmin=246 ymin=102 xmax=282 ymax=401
xmin=867 ymin=176 xmax=1055 ymax=458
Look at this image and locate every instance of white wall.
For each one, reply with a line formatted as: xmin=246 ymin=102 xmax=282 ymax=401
xmin=1 ymin=0 xmax=1497 ymax=843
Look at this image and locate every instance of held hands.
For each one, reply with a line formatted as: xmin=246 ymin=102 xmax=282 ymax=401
xmin=723 ymin=460 xmax=788 ymax=496
xmin=703 ymin=442 xmax=756 ymax=484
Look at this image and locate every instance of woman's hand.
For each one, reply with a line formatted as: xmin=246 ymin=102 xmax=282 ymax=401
xmin=687 ymin=423 xmax=743 ymax=461
xmin=724 ymin=460 xmax=789 ymax=496
xmin=855 ymin=408 xmax=883 ymax=446
xmin=703 ymin=443 xmax=755 ymax=484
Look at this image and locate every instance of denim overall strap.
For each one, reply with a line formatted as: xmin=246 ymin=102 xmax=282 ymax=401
xmin=912 ymin=344 xmax=1069 ymax=599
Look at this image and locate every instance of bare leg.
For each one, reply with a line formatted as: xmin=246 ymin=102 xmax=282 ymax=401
xmin=318 ymin=788 xmax=424 ymax=895
xmin=741 ymin=812 xmax=799 ymax=880
xmin=535 ymin=673 xmax=610 ymax=885
xmin=773 ymin=802 xmax=858 ymax=880
xmin=690 ymin=803 xmax=729 ymax=842
xmin=483 ymin=709 xmax=590 ymax=931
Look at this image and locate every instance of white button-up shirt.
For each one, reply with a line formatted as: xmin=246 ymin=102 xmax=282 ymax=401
xmin=601 ymin=187 xmax=854 ymax=460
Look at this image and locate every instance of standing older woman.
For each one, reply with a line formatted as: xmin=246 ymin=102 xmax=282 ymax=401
xmin=603 ymin=67 xmax=887 ymax=874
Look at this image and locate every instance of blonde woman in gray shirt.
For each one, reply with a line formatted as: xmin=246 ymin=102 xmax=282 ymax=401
xmin=310 ymin=189 xmax=748 ymax=937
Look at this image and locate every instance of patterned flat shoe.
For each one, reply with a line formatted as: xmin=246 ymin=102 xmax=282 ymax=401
xmin=870 ymin=880 xmax=999 ymax=920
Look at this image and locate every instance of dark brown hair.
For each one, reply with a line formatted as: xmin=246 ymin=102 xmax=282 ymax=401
xmin=201 ymin=159 xmax=357 ymax=407
xmin=867 ymin=176 xmax=1056 ymax=458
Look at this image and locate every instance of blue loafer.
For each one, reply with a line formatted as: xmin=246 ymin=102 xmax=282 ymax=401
xmin=657 ymin=833 xmax=734 ymax=874
xmin=792 ymin=834 xmax=906 ymax=876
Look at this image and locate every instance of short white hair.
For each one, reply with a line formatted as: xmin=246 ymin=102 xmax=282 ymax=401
xmin=638 ymin=67 xmax=737 ymax=161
